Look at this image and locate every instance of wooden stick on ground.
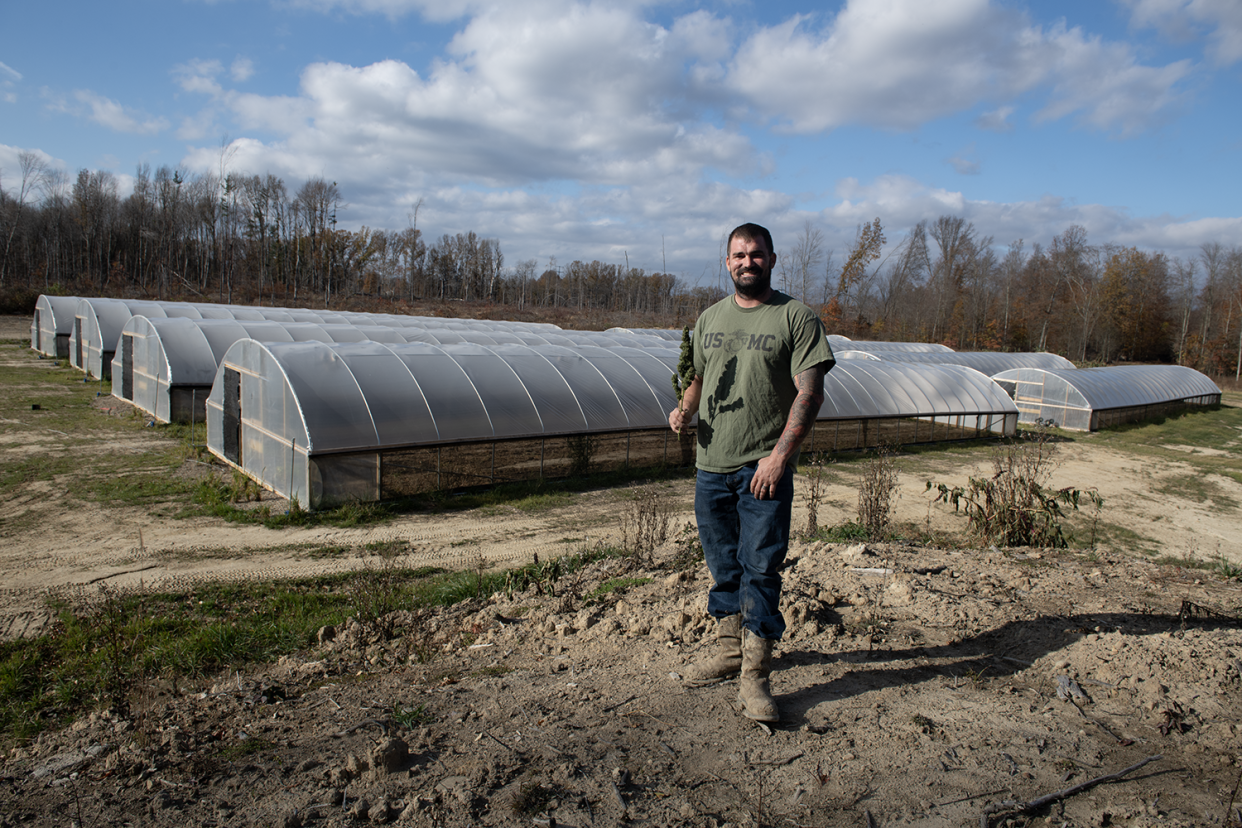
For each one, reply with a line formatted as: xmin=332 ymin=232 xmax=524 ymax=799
xmin=980 ymin=755 xmax=1162 ymax=828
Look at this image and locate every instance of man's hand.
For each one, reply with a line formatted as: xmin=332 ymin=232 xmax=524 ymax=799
xmin=668 ymin=406 xmax=692 ymax=434
xmin=669 ymin=375 xmax=703 ymax=434
xmin=750 ymin=455 xmax=786 ymax=499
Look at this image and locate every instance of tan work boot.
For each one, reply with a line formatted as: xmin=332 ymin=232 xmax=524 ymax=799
xmin=738 ymin=628 xmax=780 ymax=722
xmin=682 ymin=613 xmax=742 ymax=687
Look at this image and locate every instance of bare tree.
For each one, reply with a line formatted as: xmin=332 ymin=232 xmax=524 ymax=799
xmin=1170 ymin=257 xmax=1197 ymax=364
xmin=927 ymin=216 xmax=977 ymax=342
xmin=787 ymin=220 xmax=824 ymax=304
xmin=1 ymin=150 xmax=51 ymax=286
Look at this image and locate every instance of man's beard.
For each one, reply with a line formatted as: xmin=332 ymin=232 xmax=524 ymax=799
xmin=732 ymin=267 xmax=771 ymax=300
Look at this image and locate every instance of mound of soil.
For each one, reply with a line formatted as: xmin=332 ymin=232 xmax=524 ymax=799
xmin=4 ymin=540 xmax=1240 ymax=827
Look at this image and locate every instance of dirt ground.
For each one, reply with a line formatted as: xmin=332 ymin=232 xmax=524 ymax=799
xmin=1 ymin=315 xmax=1241 ymax=827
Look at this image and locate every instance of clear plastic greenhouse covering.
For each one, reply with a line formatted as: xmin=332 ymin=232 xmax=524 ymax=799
xmin=204 ymin=340 xmax=1017 ymax=506
xmin=114 ymin=316 xmax=675 ymax=423
xmin=69 ymin=297 xmax=237 ymax=379
xmin=992 ymin=365 xmax=1222 ymax=431
xmin=41 ymin=293 xmax=563 ymax=378
xmin=817 ymin=361 xmax=1017 ymax=421
xmin=838 ymin=350 xmax=1076 ymax=375
xmin=605 ymin=328 xmax=685 ymax=341
xmin=204 ymin=339 xmax=684 ymax=505
xmin=31 ymin=295 xmax=83 ymax=357
xmin=827 ymin=335 xmax=954 ymax=353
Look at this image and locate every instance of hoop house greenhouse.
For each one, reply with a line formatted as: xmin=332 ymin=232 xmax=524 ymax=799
xmin=204 ymin=341 xmax=1017 ymax=507
xmin=803 ymin=362 xmax=1017 ymax=454
xmin=204 ymin=339 xmax=691 ymax=506
xmin=31 ymin=295 xmax=82 ymax=358
xmin=838 ymin=350 xmax=1075 ymax=375
xmin=114 ymin=316 xmax=674 ymax=424
xmin=993 ymin=365 xmax=1222 ymax=431
xmin=47 ymin=293 xmax=565 ymax=379
xmin=70 ymin=298 xmax=244 ymax=379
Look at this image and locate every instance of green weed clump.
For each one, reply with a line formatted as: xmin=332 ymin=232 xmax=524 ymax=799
xmin=927 ymin=421 xmax=1103 ymax=549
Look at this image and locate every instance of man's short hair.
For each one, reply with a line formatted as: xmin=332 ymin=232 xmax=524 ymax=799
xmin=728 ymin=223 xmax=775 ymax=256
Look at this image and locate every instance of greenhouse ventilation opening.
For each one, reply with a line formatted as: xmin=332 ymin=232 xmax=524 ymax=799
xmin=205 ymin=340 xmax=1018 ymax=508
xmin=992 ymin=365 xmax=1222 ymax=431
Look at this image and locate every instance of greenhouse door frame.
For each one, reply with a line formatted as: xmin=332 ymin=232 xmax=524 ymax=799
xmin=222 ymin=368 xmax=243 ymax=465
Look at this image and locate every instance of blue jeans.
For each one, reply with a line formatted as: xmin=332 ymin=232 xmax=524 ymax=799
xmin=695 ymin=462 xmax=794 ymax=640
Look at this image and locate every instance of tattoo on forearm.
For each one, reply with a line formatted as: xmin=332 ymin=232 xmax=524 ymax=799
xmin=774 ymin=365 xmax=826 ymax=460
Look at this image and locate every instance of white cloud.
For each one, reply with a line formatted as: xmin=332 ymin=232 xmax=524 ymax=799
xmin=181 ymin=3 xmax=754 ymax=192
xmin=947 ymin=144 xmax=981 ymax=175
xmin=725 ymin=0 xmax=1192 ymax=135
xmin=809 ymin=174 xmax=1234 ymax=264
xmin=174 ymin=59 xmax=227 ymax=96
xmin=1120 ymin=0 xmax=1242 ymax=65
xmin=975 ymin=105 xmax=1015 ymax=132
xmin=160 ymin=1 xmax=1231 ymax=274
xmin=42 ymin=89 xmax=169 ymax=135
xmin=231 ymin=57 xmax=256 ymax=82
xmin=1 ymin=61 xmax=22 ymax=104
xmin=285 ymin=0 xmax=503 ymax=23
xmin=1032 ymin=21 xmax=1192 ymax=135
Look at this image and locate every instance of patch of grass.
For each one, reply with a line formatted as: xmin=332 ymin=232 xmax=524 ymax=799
xmin=1091 ymin=521 xmax=1162 ymax=557
xmin=1087 ymin=402 xmax=1242 ymax=485
xmin=0 ymin=559 xmax=468 ymax=741
xmin=392 ymin=702 xmax=433 ymax=728
xmin=0 ymin=454 xmax=79 ymax=498
xmin=1155 ymin=472 xmax=1239 ymax=512
xmin=809 ymin=521 xmax=870 ymax=543
xmin=1093 ymin=402 xmax=1241 ymax=452
xmin=586 ymin=577 xmax=650 ymax=604
xmin=305 ymin=545 xmax=352 ymax=559
xmin=82 ymin=472 xmax=200 ymax=506
xmin=0 ymin=578 xmax=356 ymax=741
xmin=1154 ymin=552 xmax=1242 ymax=580
xmin=186 ymin=477 xmax=394 ymax=528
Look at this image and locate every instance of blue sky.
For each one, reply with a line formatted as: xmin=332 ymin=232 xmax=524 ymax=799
xmin=3 ymin=0 xmax=1240 ymax=286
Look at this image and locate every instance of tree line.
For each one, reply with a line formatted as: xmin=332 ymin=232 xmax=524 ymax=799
xmin=780 ymin=217 xmax=1242 ymax=378
xmin=0 ymin=155 xmax=720 ymax=322
xmin=3 ymin=155 xmax=1241 ymax=377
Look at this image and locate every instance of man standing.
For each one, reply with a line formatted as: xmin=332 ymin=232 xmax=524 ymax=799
xmin=669 ymin=222 xmax=834 ymax=722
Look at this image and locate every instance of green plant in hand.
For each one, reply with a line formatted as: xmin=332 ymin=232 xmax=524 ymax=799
xmin=671 ymin=325 xmax=695 ymax=435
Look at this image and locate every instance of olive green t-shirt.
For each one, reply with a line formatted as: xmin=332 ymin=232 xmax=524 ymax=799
xmin=692 ymin=291 xmax=835 ymax=474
